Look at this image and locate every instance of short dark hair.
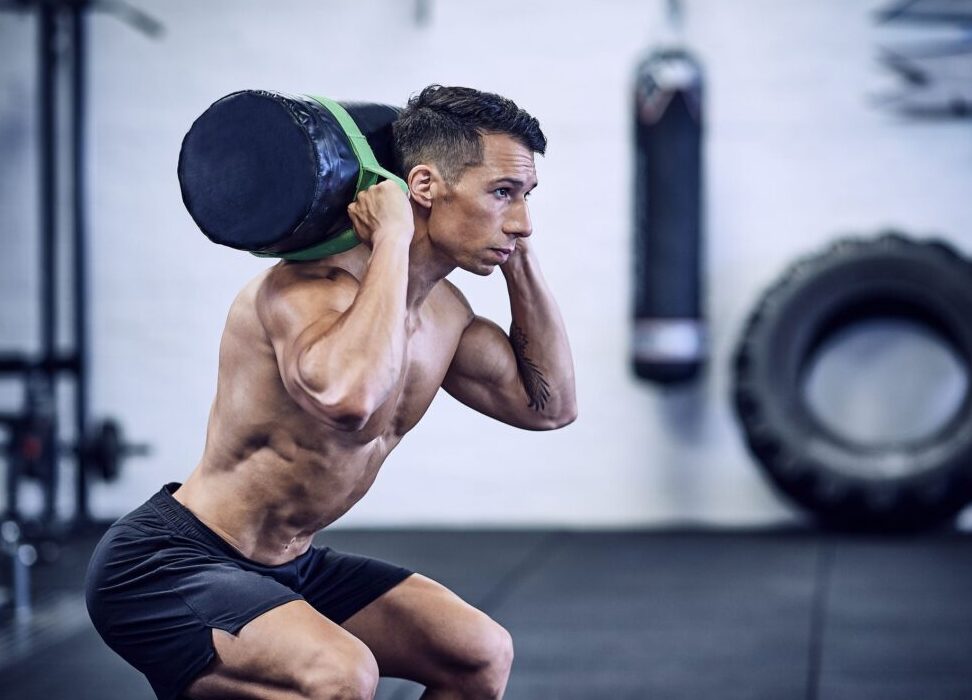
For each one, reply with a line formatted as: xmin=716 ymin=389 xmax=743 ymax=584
xmin=393 ymin=84 xmax=547 ymax=184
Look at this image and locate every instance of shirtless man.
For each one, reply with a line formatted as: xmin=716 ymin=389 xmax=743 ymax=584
xmin=86 ymin=85 xmax=576 ymax=700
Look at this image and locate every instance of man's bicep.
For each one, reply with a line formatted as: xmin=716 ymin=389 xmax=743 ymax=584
xmin=442 ymin=316 xmax=527 ymax=426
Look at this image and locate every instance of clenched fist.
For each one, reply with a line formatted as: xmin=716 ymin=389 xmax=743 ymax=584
xmin=347 ymin=180 xmax=414 ymax=247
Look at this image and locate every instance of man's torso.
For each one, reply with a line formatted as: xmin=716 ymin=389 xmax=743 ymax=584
xmin=175 ymin=255 xmax=471 ymax=564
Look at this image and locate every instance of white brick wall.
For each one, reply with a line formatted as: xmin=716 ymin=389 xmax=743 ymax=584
xmin=1 ymin=0 xmax=969 ymax=526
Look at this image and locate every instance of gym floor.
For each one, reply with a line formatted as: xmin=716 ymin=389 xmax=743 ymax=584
xmin=2 ymin=527 xmax=971 ymax=700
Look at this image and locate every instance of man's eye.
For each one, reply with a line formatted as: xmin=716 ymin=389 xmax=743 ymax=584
xmin=493 ymin=188 xmax=510 ymax=199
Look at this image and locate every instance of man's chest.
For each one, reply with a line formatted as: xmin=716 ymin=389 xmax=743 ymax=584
xmin=361 ymin=317 xmax=465 ymax=439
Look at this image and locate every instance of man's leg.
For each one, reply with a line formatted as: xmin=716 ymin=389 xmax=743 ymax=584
xmin=185 ymin=600 xmax=379 ymax=700
xmin=340 ymin=574 xmax=513 ymax=700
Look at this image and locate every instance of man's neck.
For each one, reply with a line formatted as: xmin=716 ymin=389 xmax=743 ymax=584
xmin=404 ymin=224 xmax=454 ymax=312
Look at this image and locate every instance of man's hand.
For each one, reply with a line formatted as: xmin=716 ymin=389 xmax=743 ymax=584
xmin=347 ymin=180 xmax=414 ymax=247
xmin=259 ymin=182 xmax=413 ymax=433
xmin=499 ymin=235 xmax=532 ymax=276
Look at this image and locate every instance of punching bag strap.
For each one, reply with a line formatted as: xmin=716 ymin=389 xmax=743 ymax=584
xmin=311 ymin=96 xmax=407 ymax=195
xmin=255 ymin=95 xmax=408 ymax=262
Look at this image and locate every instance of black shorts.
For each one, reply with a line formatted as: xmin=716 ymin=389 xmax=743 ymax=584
xmin=85 ymin=483 xmax=412 ymax=700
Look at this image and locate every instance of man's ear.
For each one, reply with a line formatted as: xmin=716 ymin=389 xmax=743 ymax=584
xmin=407 ymin=164 xmax=437 ymax=209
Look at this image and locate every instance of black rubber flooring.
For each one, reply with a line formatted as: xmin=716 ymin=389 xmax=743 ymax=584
xmin=2 ymin=529 xmax=971 ymax=699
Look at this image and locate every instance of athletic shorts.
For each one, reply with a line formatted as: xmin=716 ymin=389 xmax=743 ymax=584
xmin=85 ymin=483 xmax=412 ymax=700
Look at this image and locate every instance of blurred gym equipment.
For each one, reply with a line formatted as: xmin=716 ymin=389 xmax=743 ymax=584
xmin=733 ymin=233 xmax=972 ymax=530
xmin=0 ymin=0 xmax=157 ymax=619
xmin=631 ymin=0 xmax=706 ymax=384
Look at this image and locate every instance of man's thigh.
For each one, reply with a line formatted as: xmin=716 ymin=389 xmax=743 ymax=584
xmin=186 ymin=600 xmax=377 ymax=700
xmin=340 ymin=574 xmax=512 ymax=686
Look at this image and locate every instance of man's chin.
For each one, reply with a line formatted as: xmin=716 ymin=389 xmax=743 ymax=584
xmin=459 ymin=261 xmax=497 ymax=277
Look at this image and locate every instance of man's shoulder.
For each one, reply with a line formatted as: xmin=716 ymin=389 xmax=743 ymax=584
xmin=262 ymin=260 xmax=361 ymax=291
xmin=434 ymin=278 xmax=475 ymax=326
xmin=242 ymin=261 xmax=360 ymax=335
xmin=258 ymin=261 xmax=359 ymax=305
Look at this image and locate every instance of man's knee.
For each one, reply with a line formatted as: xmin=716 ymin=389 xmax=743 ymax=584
xmin=479 ymin=621 xmax=515 ymax=691
xmin=451 ymin=617 xmax=514 ymax=697
xmin=303 ymin=638 xmax=379 ymax=700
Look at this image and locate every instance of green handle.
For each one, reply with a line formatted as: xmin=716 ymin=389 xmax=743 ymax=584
xmin=311 ymin=96 xmax=407 ymax=196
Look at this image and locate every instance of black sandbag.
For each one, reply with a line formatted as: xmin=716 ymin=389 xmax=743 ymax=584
xmin=178 ymin=90 xmax=402 ymax=256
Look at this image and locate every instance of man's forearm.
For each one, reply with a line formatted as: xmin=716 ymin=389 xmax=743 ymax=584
xmin=300 ymin=236 xmax=410 ymax=418
xmin=502 ymin=246 xmax=577 ymax=424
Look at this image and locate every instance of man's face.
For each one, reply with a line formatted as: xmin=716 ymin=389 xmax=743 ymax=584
xmin=428 ymin=133 xmax=537 ymax=275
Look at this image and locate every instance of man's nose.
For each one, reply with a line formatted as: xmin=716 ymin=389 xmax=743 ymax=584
xmin=504 ymin=200 xmax=533 ymax=238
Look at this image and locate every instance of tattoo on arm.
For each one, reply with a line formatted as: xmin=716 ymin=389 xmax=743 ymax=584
xmin=509 ymin=323 xmax=551 ymax=412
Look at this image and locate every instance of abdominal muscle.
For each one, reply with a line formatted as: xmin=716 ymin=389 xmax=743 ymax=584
xmin=172 ymin=320 xmax=412 ymax=567
xmin=173 ymin=267 xmax=461 ymax=566
xmin=174 ymin=420 xmax=400 ymax=566
xmin=173 ymin=347 xmax=445 ymax=567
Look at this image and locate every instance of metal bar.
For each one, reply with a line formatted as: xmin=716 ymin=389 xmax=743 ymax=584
xmin=0 ymin=353 xmax=79 ymax=374
xmin=38 ymin=1 xmax=58 ymax=364
xmin=36 ymin=1 xmax=62 ymax=528
xmin=13 ymin=544 xmax=35 ymax=620
xmin=70 ymin=1 xmax=91 ymax=525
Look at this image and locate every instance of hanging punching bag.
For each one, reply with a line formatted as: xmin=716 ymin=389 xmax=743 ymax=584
xmin=631 ymin=2 xmax=706 ymax=384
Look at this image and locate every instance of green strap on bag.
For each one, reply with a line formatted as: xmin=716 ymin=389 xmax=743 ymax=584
xmin=254 ymin=95 xmax=407 ymax=262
